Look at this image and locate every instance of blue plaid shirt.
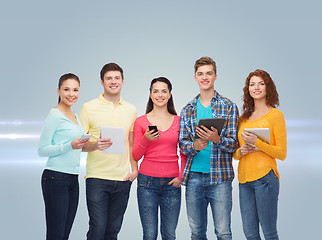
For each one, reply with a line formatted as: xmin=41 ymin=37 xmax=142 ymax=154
xmin=179 ymin=91 xmax=239 ymax=185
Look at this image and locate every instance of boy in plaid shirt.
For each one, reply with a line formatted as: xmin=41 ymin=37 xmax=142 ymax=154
xmin=179 ymin=57 xmax=239 ymax=240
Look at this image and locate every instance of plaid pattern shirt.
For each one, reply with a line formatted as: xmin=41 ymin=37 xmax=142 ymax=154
xmin=179 ymin=91 xmax=239 ymax=185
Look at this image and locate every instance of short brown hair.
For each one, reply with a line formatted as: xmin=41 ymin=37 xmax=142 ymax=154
xmin=194 ymin=57 xmax=217 ymax=74
xmin=100 ymin=63 xmax=124 ymax=81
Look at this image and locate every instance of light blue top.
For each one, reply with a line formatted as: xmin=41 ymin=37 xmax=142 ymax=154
xmin=38 ymin=108 xmax=85 ymax=174
xmin=190 ymin=97 xmax=212 ymax=173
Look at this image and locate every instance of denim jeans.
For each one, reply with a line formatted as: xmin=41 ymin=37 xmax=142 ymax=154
xmin=86 ymin=178 xmax=132 ymax=240
xmin=185 ymin=172 xmax=232 ymax=240
xmin=239 ymin=170 xmax=280 ymax=240
xmin=137 ymin=173 xmax=181 ymax=240
xmin=41 ymin=169 xmax=79 ymax=240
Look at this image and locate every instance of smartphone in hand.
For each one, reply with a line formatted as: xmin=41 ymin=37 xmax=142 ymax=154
xmin=80 ymin=134 xmax=92 ymax=140
xmin=148 ymin=125 xmax=158 ymax=133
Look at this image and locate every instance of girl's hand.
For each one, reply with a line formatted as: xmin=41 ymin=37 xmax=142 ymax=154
xmin=144 ymin=129 xmax=160 ymax=141
xmin=71 ymin=138 xmax=89 ymax=150
xmin=168 ymin=177 xmax=181 ymax=188
xmin=241 ymin=131 xmax=258 ymax=145
xmin=239 ymin=144 xmax=256 ymax=156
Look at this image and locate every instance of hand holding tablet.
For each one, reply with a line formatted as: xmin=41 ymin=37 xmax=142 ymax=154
xmin=195 ymin=118 xmax=226 ymax=139
xmin=243 ymin=128 xmax=270 ymax=144
xmin=243 ymin=128 xmax=270 ymax=150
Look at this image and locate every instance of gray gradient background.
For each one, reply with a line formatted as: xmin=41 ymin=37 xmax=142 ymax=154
xmin=1 ymin=0 xmax=321 ymax=239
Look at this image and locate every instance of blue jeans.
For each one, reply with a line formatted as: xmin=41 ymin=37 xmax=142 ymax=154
xmin=41 ymin=169 xmax=79 ymax=240
xmin=86 ymin=178 xmax=132 ymax=240
xmin=239 ymin=170 xmax=280 ymax=240
xmin=185 ymin=172 xmax=232 ymax=240
xmin=137 ymin=173 xmax=181 ymax=240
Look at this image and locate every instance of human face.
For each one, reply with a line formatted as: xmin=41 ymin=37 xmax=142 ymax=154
xmin=249 ymin=76 xmax=267 ymax=100
xmin=57 ymin=79 xmax=80 ymax=107
xmin=194 ymin=65 xmax=217 ymax=91
xmin=101 ymin=71 xmax=124 ymax=96
xmin=150 ymin=81 xmax=171 ymax=108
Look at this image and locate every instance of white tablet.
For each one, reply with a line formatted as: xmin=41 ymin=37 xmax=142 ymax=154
xmin=244 ymin=128 xmax=270 ymax=144
xmin=100 ymin=126 xmax=125 ymax=155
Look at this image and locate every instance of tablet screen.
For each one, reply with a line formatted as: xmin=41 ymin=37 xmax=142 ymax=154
xmin=196 ymin=118 xmax=226 ymax=137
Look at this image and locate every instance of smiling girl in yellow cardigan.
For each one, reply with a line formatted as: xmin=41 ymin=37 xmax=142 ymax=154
xmin=234 ymin=69 xmax=287 ymax=240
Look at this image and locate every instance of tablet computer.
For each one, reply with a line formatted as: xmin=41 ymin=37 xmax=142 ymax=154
xmin=196 ymin=118 xmax=226 ymax=137
xmin=100 ymin=126 xmax=125 ymax=155
xmin=244 ymin=128 xmax=270 ymax=144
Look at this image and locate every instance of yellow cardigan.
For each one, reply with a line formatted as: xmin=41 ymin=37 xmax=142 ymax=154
xmin=233 ymin=108 xmax=287 ymax=183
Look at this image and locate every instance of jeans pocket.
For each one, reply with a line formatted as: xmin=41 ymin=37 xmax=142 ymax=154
xmin=41 ymin=176 xmax=47 ymax=191
xmin=41 ymin=176 xmax=46 ymax=183
xmin=257 ymin=170 xmax=275 ymax=186
xmin=167 ymin=178 xmax=181 ymax=189
xmin=187 ymin=171 xmax=195 ymax=180
xmin=171 ymin=184 xmax=181 ymax=189
xmin=138 ymin=174 xmax=151 ymax=188
xmin=45 ymin=171 xmax=69 ymax=187
xmin=44 ymin=169 xmax=68 ymax=180
xmin=169 ymin=184 xmax=182 ymax=195
xmin=270 ymin=170 xmax=279 ymax=180
xmin=258 ymin=179 xmax=270 ymax=186
xmin=86 ymin=178 xmax=98 ymax=187
xmin=126 ymin=180 xmax=133 ymax=187
xmin=52 ymin=172 xmax=68 ymax=180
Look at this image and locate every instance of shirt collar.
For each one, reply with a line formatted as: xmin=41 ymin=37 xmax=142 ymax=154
xmin=189 ymin=90 xmax=220 ymax=107
xmin=98 ymin=93 xmax=124 ymax=105
xmin=213 ymin=90 xmax=220 ymax=100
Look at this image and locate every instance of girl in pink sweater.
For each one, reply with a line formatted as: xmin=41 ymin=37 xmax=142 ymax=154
xmin=133 ymin=77 xmax=186 ymax=240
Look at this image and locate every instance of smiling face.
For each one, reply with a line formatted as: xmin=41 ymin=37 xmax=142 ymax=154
xmin=150 ymin=81 xmax=171 ymax=108
xmin=57 ymin=79 xmax=80 ymax=107
xmin=101 ymin=70 xmax=124 ymax=97
xmin=194 ymin=64 xmax=217 ymax=91
xmin=249 ymin=76 xmax=267 ymax=100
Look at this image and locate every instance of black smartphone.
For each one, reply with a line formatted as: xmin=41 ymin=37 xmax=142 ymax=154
xmin=148 ymin=125 xmax=158 ymax=133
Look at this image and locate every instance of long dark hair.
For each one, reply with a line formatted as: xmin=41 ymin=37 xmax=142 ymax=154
xmin=240 ymin=69 xmax=279 ymax=122
xmin=58 ymin=73 xmax=80 ymax=103
xmin=145 ymin=77 xmax=177 ymax=115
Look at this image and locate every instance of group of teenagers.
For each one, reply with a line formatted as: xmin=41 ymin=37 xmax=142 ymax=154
xmin=38 ymin=56 xmax=287 ymax=240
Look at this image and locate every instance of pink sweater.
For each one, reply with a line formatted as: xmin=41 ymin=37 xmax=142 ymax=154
xmin=132 ymin=114 xmax=186 ymax=180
